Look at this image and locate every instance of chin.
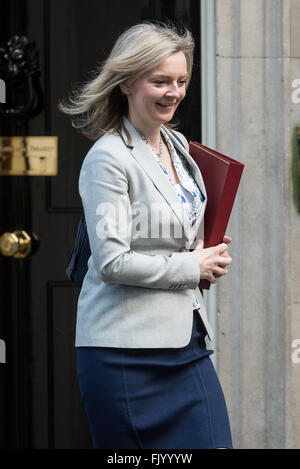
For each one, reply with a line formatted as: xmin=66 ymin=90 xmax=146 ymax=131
xmin=156 ymin=112 xmax=175 ymax=124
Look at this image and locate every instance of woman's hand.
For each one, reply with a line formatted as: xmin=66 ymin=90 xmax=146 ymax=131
xmin=192 ymin=235 xmax=232 ymax=284
xmin=223 ymin=235 xmax=232 ymax=245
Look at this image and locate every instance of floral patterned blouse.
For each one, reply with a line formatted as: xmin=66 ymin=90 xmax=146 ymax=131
xmin=138 ymin=127 xmax=206 ymax=311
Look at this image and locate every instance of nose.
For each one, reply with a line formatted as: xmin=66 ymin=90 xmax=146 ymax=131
xmin=166 ymin=82 xmax=181 ymax=99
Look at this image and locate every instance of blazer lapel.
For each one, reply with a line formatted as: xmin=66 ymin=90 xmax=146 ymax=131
xmin=162 ymin=126 xmax=207 ymax=200
xmin=121 ymin=117 xmax=193 ymax=241
xmin=162 ymin=126 xmax=208 ymax=245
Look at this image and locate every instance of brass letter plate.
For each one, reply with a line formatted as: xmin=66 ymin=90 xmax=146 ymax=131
xmin=0 ymin=136 xmax=58 ymax=175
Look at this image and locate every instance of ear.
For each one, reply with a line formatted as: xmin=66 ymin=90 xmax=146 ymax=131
xmin=120 ymin=83 xmax=131 ymax=96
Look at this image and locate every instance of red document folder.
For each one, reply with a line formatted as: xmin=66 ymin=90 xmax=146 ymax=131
xmin=189 ymin=141 xmax=245 ymax=290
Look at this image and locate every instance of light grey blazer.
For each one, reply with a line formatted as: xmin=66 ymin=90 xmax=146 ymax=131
xmin=75 ymin=116 xmax=214 ymax=348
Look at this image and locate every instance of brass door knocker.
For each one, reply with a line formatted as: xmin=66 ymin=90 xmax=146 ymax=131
xmin=0 ymin=34 xmax=43 ymax=119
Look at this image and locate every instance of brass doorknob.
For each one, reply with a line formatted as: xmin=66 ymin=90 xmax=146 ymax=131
xmin=0 ymin=230 xmax=34 ymax=258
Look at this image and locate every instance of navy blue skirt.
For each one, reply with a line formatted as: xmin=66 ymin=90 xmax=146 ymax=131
xmin=76 ymin=310 xmax=233 ymax=449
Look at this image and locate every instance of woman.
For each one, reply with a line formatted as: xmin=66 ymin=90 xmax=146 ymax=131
xmin=59 ymin=22 xmax=233 ymax=449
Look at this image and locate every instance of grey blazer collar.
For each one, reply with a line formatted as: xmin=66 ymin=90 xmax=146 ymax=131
xmin=121 ymin=116 xmax=207 ymax=245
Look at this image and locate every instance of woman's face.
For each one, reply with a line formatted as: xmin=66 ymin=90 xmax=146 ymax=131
xmin=121 ymin=51 xmax=188 ymax=130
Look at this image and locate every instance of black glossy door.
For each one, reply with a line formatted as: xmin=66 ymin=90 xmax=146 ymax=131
xmin=0 ymin=0 xmax=201 ymax=448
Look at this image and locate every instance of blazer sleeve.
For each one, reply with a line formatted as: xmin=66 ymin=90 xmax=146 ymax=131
xmin=79 ymin=146 xmax=200 ymax=290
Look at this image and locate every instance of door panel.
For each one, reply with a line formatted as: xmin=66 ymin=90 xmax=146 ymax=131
xmin=0 ymin=0 xmax=201 ymax=448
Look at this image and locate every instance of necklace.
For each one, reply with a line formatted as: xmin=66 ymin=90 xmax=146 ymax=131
xmin=148 ymin=134 xmax=163 ymax=157
xmin=157 ymin=135 xmax=163 ymax=158
xmin=138 ymin=129 xmax=163 ymax=157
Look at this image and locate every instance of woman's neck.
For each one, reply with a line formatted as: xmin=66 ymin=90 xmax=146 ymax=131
xmin=127 ymin=114 xmax=162 ymax=149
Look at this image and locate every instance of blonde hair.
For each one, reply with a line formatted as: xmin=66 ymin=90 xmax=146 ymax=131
xmin=58 ymin=21 xmax=195 ymax=141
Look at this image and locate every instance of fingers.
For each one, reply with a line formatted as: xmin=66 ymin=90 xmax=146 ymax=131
xmin=218 ymin=254 xmax=232 ymax=267
xmin=209 ymin=237 xmax=232 ymax=282
xmin=215 ymin=265 xmax=228 ymax=276
xmin=217 ymin=242 xmax=230 ymax=254
xmin=223 ymin=235 xmax=232 ymax=244
xmin=210 ymin=265 xmax=228 ymax=283
xmin=195 ymin=236 xmax=232 ymax=251
xmin=208 ymin=273 xmax=217 ymax=284
xmin=195 ymin=237 xmax=231 ymax=253
xmin=193 ymin=238 xmax=232 ymax=283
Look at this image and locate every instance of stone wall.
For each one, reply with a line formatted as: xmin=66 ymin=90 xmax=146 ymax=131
xmin=214 ymin=0 xmax=300 ymax=448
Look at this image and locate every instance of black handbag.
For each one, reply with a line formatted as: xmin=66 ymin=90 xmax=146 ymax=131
xmin=65 ymin=212 xmax=91 ymax=285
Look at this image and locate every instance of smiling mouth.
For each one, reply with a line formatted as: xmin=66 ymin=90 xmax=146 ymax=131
xmin=156 ymin=103 xmax=176 ymax=109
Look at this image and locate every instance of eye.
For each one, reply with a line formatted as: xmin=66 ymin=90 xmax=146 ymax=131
xmin=178 ymin=80 xmax=187 ymax=85
xmin=153 ymin=80 xmax=165 ymax=85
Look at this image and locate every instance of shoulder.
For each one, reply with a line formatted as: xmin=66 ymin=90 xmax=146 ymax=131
xmin=78 ymin=132 xmax=132 ymax=191
xmin=86 ymin=131 xmax=127 ymax=159
xmin=82 ymin=132 xmax=130 ymax=170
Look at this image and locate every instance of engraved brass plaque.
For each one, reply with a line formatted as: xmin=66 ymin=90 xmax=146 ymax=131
xmin=0 ymin=136 xmax=58 ymax=175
